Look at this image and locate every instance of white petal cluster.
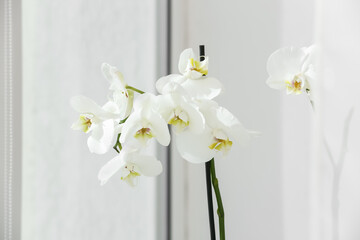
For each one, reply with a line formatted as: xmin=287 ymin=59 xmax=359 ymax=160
xmin=156 ymin=48 xmax=223 ymax=99
xmin=120 ymin=93 xmax=170 ymax=147
xmin=176 ymin=100 xmax=253 ymax=163
xmin=98 ymin=146 xmax=162 ymax=187
xmin=266 ymin=45 xmax=316 ymax=96
xmin=71 ymin=48 xmax=255 ymax=186
xmin=70 ymin=95 xmax=120 ymax=154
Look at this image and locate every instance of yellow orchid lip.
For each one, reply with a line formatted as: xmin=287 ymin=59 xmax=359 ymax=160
xmin=121 ymin=165 xmax=141 ymax=186
xmin=121 ymin=90 xmax=129 ymax=98
xmin=168 ymin=115 xmax=189 ymax=132
xmin=121 ymin=171 xmax=141 ymax=180
xmin=189 ymin=58 xmax=208 ymax=75
xmin=79 ymin=115 xmax=92 ymax=133
xmin=134 ymin=127 xmax=153 ymax=142
xmin=208 ymin=137 xmax=233 ymax=154
xmin=285 ymin=74 xmax=305 ymax=95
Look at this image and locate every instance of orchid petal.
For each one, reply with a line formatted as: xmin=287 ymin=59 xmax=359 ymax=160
xmin=157 ymin=94 xmax=174 ymax=121
xmin=216 ymin=107 xmax=251 ymax=146
xmin=71 ymin=115 xmax=92 ymax=133
xmin=266 ymin=77 xmax=286 ymax=90
xmin=179 ymin=98 xmax=205 ymax=133
xmin=113 ymin=89 xmax=133 ymax=119
xmin=119 ymin=111 xmax=142 ymax=144
xmin=180 ymin=77 xmax=223 ymax=100
xmin=176 ymin=127 xmax=214 ymax=163
xmin=101 ymin=63 xmax=127 ymax=91
xmin=267 ymin=47 xmax=307 ymax=78
xmin=87 ymin=119 xmax=115 ymax=154
xmin=102 ymin=101 xmax=121 ymax=118
xmin=101 ymin=63 xmax=116 ymax=83
xmin=133 ymin=93 xmax=158 ymax=111
xmin=156 ymin=74 xmax=187 ymax=95
xmin=98 ymin=155 xmax=126 ymax=185
xmin=266 ymin=47 xmax=309 ymax=91
xmin=146 ymin=111 xmax=170 ymax=146
xmin=185 ymin=70 xmax=204 ymax=80
xmin=133 ymin=155 xmax=163 ymax=177
xmin=178 ymin=48 xmax=195 ymax=74
xmin=70 ymin=95 xmax=105 ymax=117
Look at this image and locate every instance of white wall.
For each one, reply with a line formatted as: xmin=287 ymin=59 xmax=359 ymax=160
xmin=171 ymin=1 xmax=284 ymax=239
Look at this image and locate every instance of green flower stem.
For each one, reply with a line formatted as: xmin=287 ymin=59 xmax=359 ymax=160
xmin=113 ymin=133 xmax=122 ymax=153
xmin=210 ymin=158 xmax=225 ymax=240
xmin=113 ymin=117 xmax=129 ymax=153
xmin=126 ymin=85 xmax=145 ymax=94
xmin=205 ymin=161 xmax=216 ymax=240
xmin=120 ymin=116 xmax=129 ymax=124
xmin=112 ymin=85 xmax=144 ymax=154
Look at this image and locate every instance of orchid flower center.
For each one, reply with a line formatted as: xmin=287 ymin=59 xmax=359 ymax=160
xmin=79 ymin=115 xmax=92 ymax=133
xmin=187 ymin=58 xmax=208 ymax=75
xmin=121 ymin=90 xmax=129 ymax=98
xmin=168 ymin=108 xmax=189 ymax=132
xmin=285 ymin=74 xmax=305 ymax=94
xmin=121 ymin=164 xmax=141 ymax=186
xmin=134 ymin=127 xmax=153 ymax=143
xmin=208 ymin=129 xmax=233 ymax=154
xmin=209 ymin=138 xmax=233 ymax=154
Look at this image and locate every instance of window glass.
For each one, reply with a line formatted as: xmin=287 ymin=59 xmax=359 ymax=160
xmin=22 ymin=1 xmax=160 ymax=239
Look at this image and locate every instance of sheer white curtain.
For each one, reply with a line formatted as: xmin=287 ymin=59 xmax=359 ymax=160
xmin=313 ymin=0 xmax=360 ymax=239
xmin=22 ymin=1 xmax=164 ymax=240
xmin=262 ymin=1 xmax=360 ymax=239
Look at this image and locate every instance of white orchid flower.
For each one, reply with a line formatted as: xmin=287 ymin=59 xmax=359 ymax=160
xmin=266 ymin=46 xmax=316 ymax=95
xmin=120 ymin=93 xmax=170 ymax=146
xmin=98 ymin=147 xmax=163 ymax=186
xmin=179 ymin=48 xmax=209 ymax=79
xmin=156 ymin=48 xmax=223 ymax=99
xmin=102 ymin=63 xmax=134 ymax=119
xmin=71 ymin=95 xmax=119 ymax=154
xmin=176 ymin=100 xmax=253 ymax=163
xmin=158 ymin=93 xmax=205 ymax=133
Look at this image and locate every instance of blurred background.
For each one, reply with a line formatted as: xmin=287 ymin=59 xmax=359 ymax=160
xmin=1 ymin=0 xmax=360 ymax=239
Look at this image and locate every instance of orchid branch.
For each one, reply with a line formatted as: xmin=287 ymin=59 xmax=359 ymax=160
xmin=200 ymin=45 xmax=216 ymax=240
xmin=309 ymin=96 xmax=336 ymax=168
xmin=112 ymin=94 xmax=142 ymax=154
xmin=338 ymin=108 xmax=354 ymax=171
xmin=331 ymin=107 xmax=354 ymax=240
xmin=206 ymin=160 xmax=216 ymax=240
xmin=210 ymin=158 xmax=225 ymax=240
xmin=311 ymin=99 xmax=354 ymax=240
xmin=126 ymin=85 xmax=145 ymax=94
xmin=113 ymin=133 xmax=122 ymax=153
xmin=323 ymin=137 xmax=336 ymax=168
